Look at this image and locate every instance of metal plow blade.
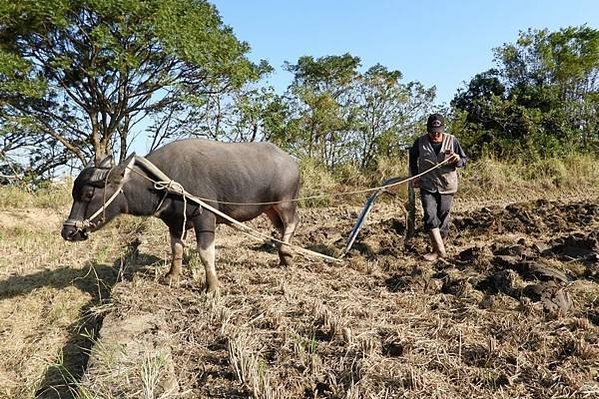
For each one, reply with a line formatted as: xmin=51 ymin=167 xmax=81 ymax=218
xmin=344 ymin=176 xmax=406 ymax=255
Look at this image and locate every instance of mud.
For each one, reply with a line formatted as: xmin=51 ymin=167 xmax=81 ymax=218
xmin=343 ymin=200 xmax=598 ymax=317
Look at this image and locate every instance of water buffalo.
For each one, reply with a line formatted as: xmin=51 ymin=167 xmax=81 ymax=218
xmin=61 ymin=139 xmax=301 ymax=293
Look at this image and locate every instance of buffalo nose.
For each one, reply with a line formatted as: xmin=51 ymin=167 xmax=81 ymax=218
xmin=60 ymin=226 xmax=87 ymax=241
xmin=62 ymin=225 xmax=89 ymax=241
xmin=61 ymin=225 xmax=77 ymax=241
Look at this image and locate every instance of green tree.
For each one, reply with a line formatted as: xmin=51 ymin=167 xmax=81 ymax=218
xmin=0 ymin=0 xmax=266 ymax=177
xmin=282 ymin=55 xmax=435 ymax=169
xmin=354 ymin=64 xmax=435 ymax=168
xmin=228 ymin=87 xmax=289 ymax=143
xmin=283 ymin=53 xmax=360 ymax=167
xmin=496 ymin=26 xmax=598 ymax=152
xmin=205 ymin=86 xmax=286 ymax=143
xmin=452 ymin=25 xmax=598 ymax=158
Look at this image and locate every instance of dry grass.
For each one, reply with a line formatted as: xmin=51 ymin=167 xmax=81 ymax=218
xmin=458 ymin=154 xmax=599 ymax=204
xmin=77 ymin=311 xmax=179 ymax=399
xmin=299 ymin=158 xmax=339 ymax=207
xmin=0 ymin=180 xmax=72 ymax=211
xmin=78 ymin=195 xmax=599 ymax=398
xmin=0 ymin=186 xmax=146 ymax=398
xmin=299 ymin=154 xmax=599 ymax=207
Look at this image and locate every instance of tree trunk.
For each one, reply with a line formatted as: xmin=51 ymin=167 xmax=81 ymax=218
xmin=90 ymin=115 xmax=106 ymax=164
xmin=119 ymin=114 xmax=130 ymax=162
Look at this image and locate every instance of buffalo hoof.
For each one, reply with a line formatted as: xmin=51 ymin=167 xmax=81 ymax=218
xmin=205 ymin=274 xmax=220 ymax=294
xmin=279 ymin=253 xmax=293 ymax=266
xmin=205 ymin=286 xmax=220 ymax=297
xmin=161 ymin=272 xmax=181 ymax=287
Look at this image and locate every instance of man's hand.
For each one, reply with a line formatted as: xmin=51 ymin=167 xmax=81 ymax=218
xmin=411 ymin=177 xmax=420 ymax=188
xmin=445 ymin=150 xmax=460 ymax=165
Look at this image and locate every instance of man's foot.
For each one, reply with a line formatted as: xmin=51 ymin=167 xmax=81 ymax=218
xmin=423 ymin=251 xmax=440 ymax=261
xmin=423 ymin=228 xmax=446 ymax=261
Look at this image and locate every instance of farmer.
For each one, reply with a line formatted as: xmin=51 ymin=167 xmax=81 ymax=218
xmin=409 ymin=113 xmax=467 ymax=261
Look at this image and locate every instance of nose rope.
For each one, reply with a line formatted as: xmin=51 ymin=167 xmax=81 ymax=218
xmin=63 ymin=157 xmax=136 ymax=234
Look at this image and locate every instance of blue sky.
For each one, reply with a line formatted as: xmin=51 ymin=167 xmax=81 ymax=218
xmin=210 ymin=0 xmax=598 ymax=105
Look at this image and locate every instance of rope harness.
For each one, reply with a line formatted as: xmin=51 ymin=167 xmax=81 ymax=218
xmin=62 ymin=157 xmax=135 ymax=233
xmin=64 ymin=155 xmax=451 ymax=262
xmin=152 ymin=179 xmax=189 ymax=240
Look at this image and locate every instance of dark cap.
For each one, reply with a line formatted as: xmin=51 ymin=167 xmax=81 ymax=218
xmin=427 ymin=113 xmax=444 ymax=133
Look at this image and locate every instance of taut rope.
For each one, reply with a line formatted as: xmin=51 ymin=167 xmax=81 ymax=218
xmin=126 ymin=157 xmax=452 ymax=207
xmin=129 ymin=156 xmax=341 ymax=262
xmin=66 ymin=155 xmax=452 ymax=262
xmin=125 ymin=156 xmax=451 ymax=262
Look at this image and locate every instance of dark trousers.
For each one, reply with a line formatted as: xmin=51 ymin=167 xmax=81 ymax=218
xmin=420 ymin=190 xmax=454 ymax=238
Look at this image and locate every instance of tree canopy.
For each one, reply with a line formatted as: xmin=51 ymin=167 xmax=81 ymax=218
xmin=452 ymin=25 xmax=598 ymax=158
xmin=0 ymin=6 xmax=595 ymax=182
xmin=279 ymin=54 xmax=435 ymax=169
xmin=0 ymin=0 xmax=266 ymax=177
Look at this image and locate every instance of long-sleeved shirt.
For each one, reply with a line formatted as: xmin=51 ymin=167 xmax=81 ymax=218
xmin=409 ymin=134 xmax=467 ymax=177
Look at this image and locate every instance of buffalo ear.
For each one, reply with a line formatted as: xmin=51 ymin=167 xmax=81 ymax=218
xmin=107 ymin=154 xmax=135 ymax=185
xmin=97 ymin=155 xmax=115 ymax=169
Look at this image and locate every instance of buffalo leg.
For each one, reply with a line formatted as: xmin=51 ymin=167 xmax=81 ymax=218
xmin=165 ymin=229 xmax=184 ymax=283
xmin=194 ymin=214 xmax=218 ymax=293
xmin=271 ymin=202 xmax=299 ymax=266
xmin=197 ymin=231 xmax=218 ymax=293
